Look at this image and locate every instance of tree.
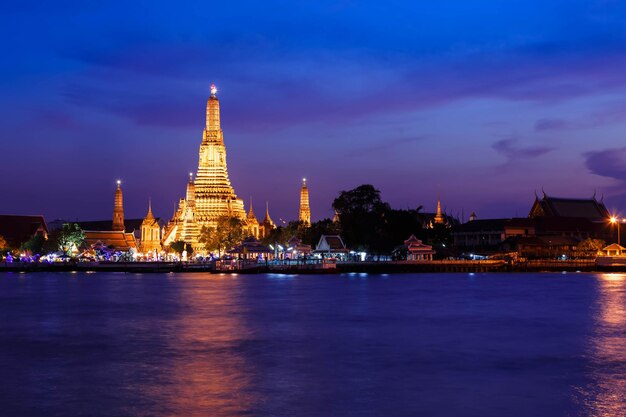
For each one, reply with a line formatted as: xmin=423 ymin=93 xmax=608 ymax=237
xmin=576 ymin=238 xmax=605 ymax=258
xmin=21 ymin=234 xmax=46 ymax=255
xmin=198 ymin=216 xmax=245 ymax=256
xmin=332 ymin=184 xmax=390 ymax=253
xmin=57 ymin=223 xmax=85 ymax=255
xmin=169 ymin=240 xmax=186 ymax=256
xmin=0 ymin=234 xmax=7 ymax=250
xmin=185 ymin=243 xmax=194 ymax=257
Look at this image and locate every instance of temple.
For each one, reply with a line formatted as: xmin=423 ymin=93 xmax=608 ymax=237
xmin=299 ymin=178 xmax=311 ymax=226
xmin=162 ymin=85 xmax=273 ymax=250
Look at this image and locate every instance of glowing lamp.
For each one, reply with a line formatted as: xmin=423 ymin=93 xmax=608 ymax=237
xmin=117 ymin=180 xmax=121 ymax=185
xmin=210 ymin=83 xmax=217 ymax=95
xmin=611 ymin=217 xmax=617 ymax=224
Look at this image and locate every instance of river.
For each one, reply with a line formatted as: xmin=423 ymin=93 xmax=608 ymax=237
xmin=0 ymin=272 xmax=624 ymax=416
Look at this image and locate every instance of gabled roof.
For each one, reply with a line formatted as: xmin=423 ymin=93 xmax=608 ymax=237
xmin=0 ymin=215 xmax=48 ymax=247
xmin=315 ymin=235 xmax=348 ymax=252
xmin=84 ymin=230 xmax=137 ymax=251
xmin=530 ymin=195 xmax=609 ymax=220
xmin=603 ymin=243 xmax=626 ymax=251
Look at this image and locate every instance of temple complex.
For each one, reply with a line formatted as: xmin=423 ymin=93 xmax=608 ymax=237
xmin=299 ymin=178 xmax=311 ymax=226
xmin=162 ymin=85 xmax=273 ymax=251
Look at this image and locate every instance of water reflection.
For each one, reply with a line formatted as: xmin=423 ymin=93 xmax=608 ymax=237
xmin=582 ymin=274 xmax=626 ymax=416
xmin=153 ymin=278 xmax=258 ymax=416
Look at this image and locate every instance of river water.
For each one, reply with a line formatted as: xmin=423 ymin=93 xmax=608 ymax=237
xmin=0 ymin=272 xmax=624 ymax=417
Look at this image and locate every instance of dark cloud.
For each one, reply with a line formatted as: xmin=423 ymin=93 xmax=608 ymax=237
xmin=492 ymin=138 xmax=554 ymax=160
xmin=585 ymin=147 xmax=626 ymax=181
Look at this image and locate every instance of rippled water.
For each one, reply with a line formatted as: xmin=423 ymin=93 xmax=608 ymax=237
xmin=0 ymin=272 xmax=624 ymax=416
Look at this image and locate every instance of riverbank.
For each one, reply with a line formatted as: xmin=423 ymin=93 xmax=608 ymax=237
xmin=3 ymin=259 xmax=626 ymax=273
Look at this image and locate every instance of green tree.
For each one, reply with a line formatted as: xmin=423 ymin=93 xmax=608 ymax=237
xmin=57 ymin=223 xmax=85 ymax=255
xmin=198 ymin=216 xmax=245 ymax=256
xmin=21 ymin=234 xmax=46 ymax=255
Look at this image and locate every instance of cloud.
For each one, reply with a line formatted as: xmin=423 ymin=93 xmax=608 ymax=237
xmin=584 ymin=147 xmax=626 ymax=181
xmin=492 ymin=138 xmax=554 ymax=160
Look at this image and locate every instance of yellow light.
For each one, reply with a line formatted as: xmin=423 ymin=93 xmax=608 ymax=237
xmin=610 ymin=217 xmax=617 ymax=224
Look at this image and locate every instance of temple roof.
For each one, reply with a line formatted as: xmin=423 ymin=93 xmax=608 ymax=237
xmin=530 ymin=195 xmax=609 ymax=220
xmin=84 ymin=230 xmax=137 ymax=251
xmin=0 ymin=215 xmax=48 ymax=248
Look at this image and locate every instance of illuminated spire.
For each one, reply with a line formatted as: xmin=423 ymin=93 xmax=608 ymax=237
xmin=206 ymin=83 xmax=220 ymax=131
xmin=145 ymin=198 xmax=154 ymax=220
xmin=247 ymin=196 xmax=257 ymax=221
xmin=186 ymin=173 xmax=195 ymax=204
xmin=299 ymin=178 xmax=311 ymax=226
xmin=264 ymin=201 xmax=275 ymax=227
xmin=434 ymin=196 xmax=444 ymax=224
xmin=113 ymin=180 xmax=125 ymax=231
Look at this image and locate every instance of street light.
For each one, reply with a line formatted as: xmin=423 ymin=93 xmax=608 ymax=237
xmin=610 ymin=217 xmax=621 ymax=246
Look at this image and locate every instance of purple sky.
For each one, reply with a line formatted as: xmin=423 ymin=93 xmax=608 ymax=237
xmin=3 ymin=1 xmax=626 ymax=222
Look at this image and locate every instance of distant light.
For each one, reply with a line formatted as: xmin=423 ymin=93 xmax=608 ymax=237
xmin=611 ymin=216 xmax=617 ymax=224
xmin=210 ymin=83 xmax=217 ymax=95
xmin=303 ymin=178 xmax=306 ymax=182
xmin=117 ymin=180 xmax=121 ymax=185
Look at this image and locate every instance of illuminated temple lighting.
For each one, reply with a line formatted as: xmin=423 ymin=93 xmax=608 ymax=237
xmin=161 ymin=84 xmax=275 ymax=251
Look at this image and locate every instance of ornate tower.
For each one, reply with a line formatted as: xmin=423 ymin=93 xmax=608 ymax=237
xmin=193 ymin=84 xmax=246 ymax=226
xmin=247 ymin=197 xmax=259 ymax=238
xmin=180 ymin=173 xmax=199 ymax=243
xmin=141 ymin=199 xmax=161 ymax=254
xmin=112 ymin=180 xmax=125 ymax=231
xmin=299 ymin=178 xmax=311 ymax=226
xmin=434 ymin=197 xmax=444 ymax=224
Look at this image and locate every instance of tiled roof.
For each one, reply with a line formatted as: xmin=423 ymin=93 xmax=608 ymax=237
xmin=84 ymin=231 xmax=137 ymax=251
xmin=532 ymin=196 xmax=609 ymax=219
xmin=0 ymin=215 xmax=48 ymax=247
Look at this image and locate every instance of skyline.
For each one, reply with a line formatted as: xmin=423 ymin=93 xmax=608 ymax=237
xmin=4 ymin=2 xmax=626 ymax=222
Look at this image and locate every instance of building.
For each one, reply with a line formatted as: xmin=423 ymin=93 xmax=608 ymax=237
xmin=0 ymin=215 xmax=48 ymax=249
xmin=140 ymin=200 xmax=162 ymax=254
xmin=299 ymin=178 xmax=311 ymax=226
xmin=314 ymin=235 xmax=349 ymax=259
xmin=162 ymin=85 xmax=274 ymax=251
xmin=453 ymin=192 xmax=613 ymax=257
xmin=404 ymin=235 xmax=435 ymax=261
xmin=228 ymin=236 xmax=274 ymax=260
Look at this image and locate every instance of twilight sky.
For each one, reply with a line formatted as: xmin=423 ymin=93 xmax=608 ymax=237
xmin=3 ymin=1 xmax=626 ymax=222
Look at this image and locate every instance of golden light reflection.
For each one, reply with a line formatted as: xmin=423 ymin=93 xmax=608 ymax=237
xmin=581 ymin=273 xmax=626 ymax=416
xmin=147 ymin=276 xmax=258 ymax=416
